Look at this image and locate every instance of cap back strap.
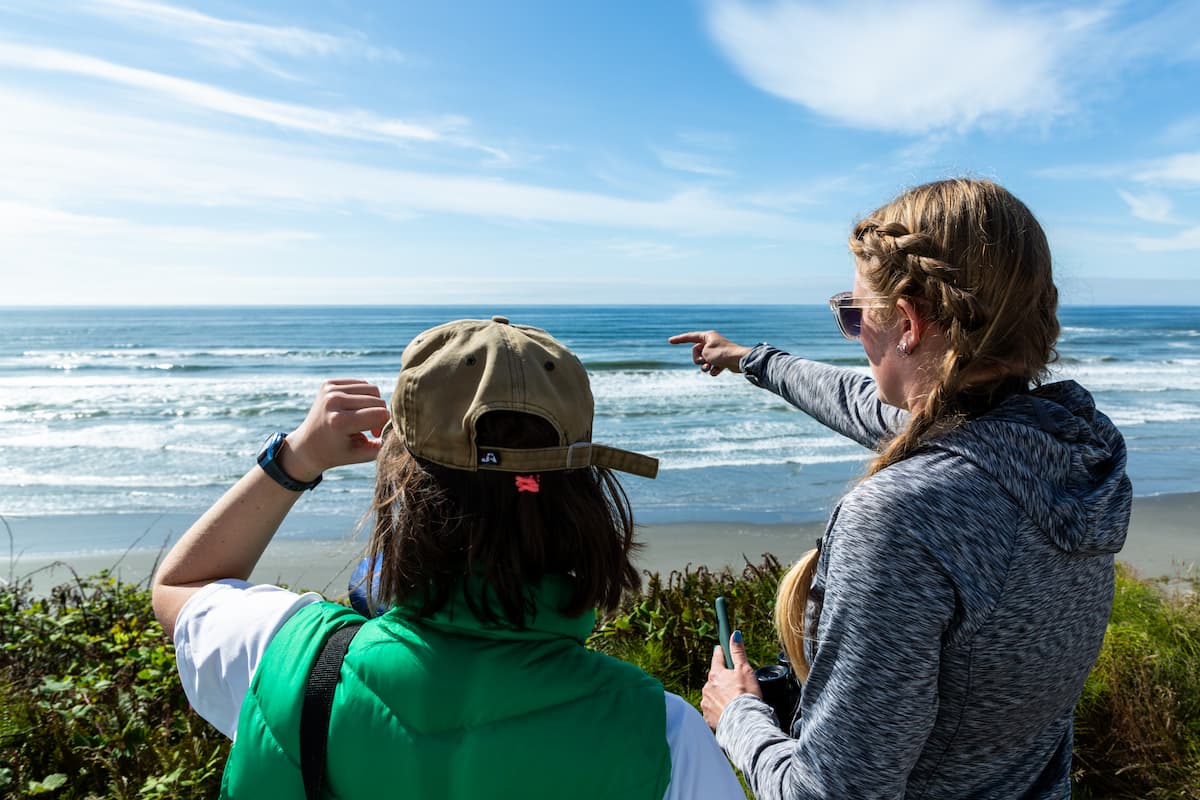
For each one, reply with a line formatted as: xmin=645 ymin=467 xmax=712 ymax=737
xmin=474 ymin=442 xmax=658 ymax=479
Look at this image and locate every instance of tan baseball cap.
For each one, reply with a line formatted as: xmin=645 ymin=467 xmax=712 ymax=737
xmin=388 ymin=316 xmax=658 ymax=479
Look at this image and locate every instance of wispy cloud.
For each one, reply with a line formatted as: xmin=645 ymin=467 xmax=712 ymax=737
xmin=1117 ymin=190 xmax=1176 ymax=224
xmin=675 ymin=130 xmax=736 ymax=151
xmin=739 ymin=174 xmax=856 ymax=213
xmin=0 ymin=42 xmax=444 ymax=144
xmin=81 ymin=0 xmax=401 ymax=75
xmin=705 ymin=0 xmax=1088 ymax=134
xmin=654 ymin=148 xmax=733 ymax=177
xmin=1134 ymin=152 xmax=1200 ymax=187
xmin=1132 ymin=226 xmax=1200 ymax=252
xmin=1039 ymin=152 xmax=1200 ymax=189
xmin=606 ymin=240 xmax=695 ymax=261
xmin=0 ymin=200 xmax=315 ymax=244
xmin=0 ymin=89 xmax=798 ymax=237
xmin=1160 ymin=115 xmax=1200 ymax=147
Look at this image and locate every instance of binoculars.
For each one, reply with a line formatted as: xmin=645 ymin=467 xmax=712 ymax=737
xmin=754 ymin=651 xmax=801 ymax=733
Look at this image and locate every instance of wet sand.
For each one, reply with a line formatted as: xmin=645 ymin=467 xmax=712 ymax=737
xmin=3 ymin=493 xmax=1196 ymax=598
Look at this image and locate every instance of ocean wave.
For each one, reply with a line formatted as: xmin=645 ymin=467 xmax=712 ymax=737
xmin=660 ymin=452 xmax=867 ymax=470
xmin=4 ymin=347 xmax=406 ymax=374
xmin=0 ymin=467 xmax=224 ymax=488
xmin=1105 ymin=402 xmax=1200 ymax=426
xmin=46 ymin=363 xmax=226 ymax=373
xmin=0 ymin=407 xmax=113 ymax=423
xmin=583 ymin=359 xmax=683 ymax=371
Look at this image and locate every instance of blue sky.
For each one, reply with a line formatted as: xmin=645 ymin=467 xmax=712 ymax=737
xmin=2 ymin=0 xmax=1199 ymax=305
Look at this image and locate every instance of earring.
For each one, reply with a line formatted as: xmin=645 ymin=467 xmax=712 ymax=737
xmin=897 ymin=340 xmax=911 ymax=357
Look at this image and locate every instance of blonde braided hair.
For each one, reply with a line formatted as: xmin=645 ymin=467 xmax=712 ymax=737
xmin=774 ymin=180 xmax=1060 ymax=682
xmin=850 ymin=179 xmax=1059 ymax=475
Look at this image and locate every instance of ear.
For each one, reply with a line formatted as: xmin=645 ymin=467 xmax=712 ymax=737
xmin=894 ymin=297 xmax=931 ymax=351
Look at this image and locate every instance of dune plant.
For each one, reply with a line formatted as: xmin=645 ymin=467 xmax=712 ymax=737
xmin=1072 ymin=564 xmax=1200 ymax=798
xmin=591 ymin=555 xmax=790 ymax=705
xmin=0 ymin=570 xmax=227 ymax=799
xmin=2 ymin=552 xmax=1198 ymax=799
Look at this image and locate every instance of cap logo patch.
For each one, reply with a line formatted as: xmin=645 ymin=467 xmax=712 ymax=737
xmin=479 ymin=451 xmax=500 ymax=465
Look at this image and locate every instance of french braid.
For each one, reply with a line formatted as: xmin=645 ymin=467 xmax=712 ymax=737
xmin=774 ymin=180 xmax=1060 ymax=678
xmin=849 ymin=179 xmax=1059 ymax=475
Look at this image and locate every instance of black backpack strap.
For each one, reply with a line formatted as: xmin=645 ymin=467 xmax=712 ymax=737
xmin=300 ymin=623 xmax=363 ymax=800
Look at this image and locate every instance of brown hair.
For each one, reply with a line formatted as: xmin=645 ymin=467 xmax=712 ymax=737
xmin=365 ymin=411 xmax=642 ymax=628
xmin=849 ymin=178 xmax=1059 ymax=475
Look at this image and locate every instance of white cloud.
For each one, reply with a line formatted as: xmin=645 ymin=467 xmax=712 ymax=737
xmin=675 ymin=130 xmax=736 ymax=151
xmin=0 ymin=42 xmax=442 ymax=144
xmin=1134 ymin=152 xmax=1200 ymax=187
xmin=654 ymin=148 xmax=733 ymax=177
xmin=1161 ymin=116 xmax=1200 ymax=146
xmin=606 ymin=240 xmax=695 ymax=261
xmin=81 ymin=0 xmax=401 ymax=73
xmin=705 ymin=0 xmax=1086 ymax=134
xmin=1117 ymin=190 xmax=1176 ymax=224
xmin=1039 ymin=151 xmax=1200 ymax=190
xmin=0 ymin=201 xmax=315 ymax=244
xmin=738 ymin=173 xmax=857 ymax=214
xmin=1132 ymin=226 xmax=1200 ymax=252
xmin=0 ymin=89 xmax=797 ymax=237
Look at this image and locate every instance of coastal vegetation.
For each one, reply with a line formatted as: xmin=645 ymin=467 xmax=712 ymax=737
xmin=1 ymin=556 xmax=1196 ymax=799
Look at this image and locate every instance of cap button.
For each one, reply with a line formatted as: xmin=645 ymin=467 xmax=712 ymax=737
xmin=491 ymin=315 xmax=510 ymax=324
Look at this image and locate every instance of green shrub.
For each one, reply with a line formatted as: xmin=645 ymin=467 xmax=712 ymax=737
xmin=590 ymin=554 xmax=789 ymax=704
xmin=1072 ymin=564 xmax=1200 ymax=799
xmin=0 ymin=570 xmax=228 ymax=799
xmin=3 ymin=555 xmax=1198 ymax=799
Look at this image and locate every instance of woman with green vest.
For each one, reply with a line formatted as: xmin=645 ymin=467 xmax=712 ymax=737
xmin=152 ymin=316 xmax=744 ymax=800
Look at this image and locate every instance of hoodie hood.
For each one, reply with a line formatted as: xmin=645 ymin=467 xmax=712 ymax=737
xmin=930 ymin=381 xmax=1131 ymax=555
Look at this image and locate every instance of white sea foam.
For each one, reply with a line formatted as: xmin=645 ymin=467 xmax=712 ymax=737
xmin=1048 ymin=362 xmax=1200 ymax=392
xmin=0 ymin=467 xmax=217 ymax=488
xmin=660 ymin=451 xmax=867 ymax=471
xmin=1105 ymin=402 xmax=1200 ymax=426
xmin=2 ymin=305 xmax=1198 ymax=526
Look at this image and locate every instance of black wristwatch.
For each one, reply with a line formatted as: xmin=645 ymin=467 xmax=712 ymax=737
xmin=257 ymin=431 xmax=323 ymax=492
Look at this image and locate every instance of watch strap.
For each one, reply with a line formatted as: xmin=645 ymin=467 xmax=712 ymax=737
xmin=258 ymin=432 xmax=323 ymax=492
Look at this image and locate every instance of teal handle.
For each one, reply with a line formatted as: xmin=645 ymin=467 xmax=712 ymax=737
xmin=715 ymin=596 xmax=733 ymax=669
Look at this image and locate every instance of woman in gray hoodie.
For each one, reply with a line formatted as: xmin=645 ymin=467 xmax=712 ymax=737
xmin=671 ymin=178 xmax=1131 ymax=799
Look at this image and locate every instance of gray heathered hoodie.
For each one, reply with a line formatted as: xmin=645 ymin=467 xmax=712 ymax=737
xmin=717 ymin=346 xmax=1132 ymax=800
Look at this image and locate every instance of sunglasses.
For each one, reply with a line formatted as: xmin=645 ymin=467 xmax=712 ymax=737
xmin=829 ymin=291 xmax=889 ymax=340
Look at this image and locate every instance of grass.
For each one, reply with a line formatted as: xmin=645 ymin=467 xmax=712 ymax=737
xmin=1072 ymin=563 xmax=1200 ymax=798
xmin=1 ymin=556 xmax=1197 ymax=799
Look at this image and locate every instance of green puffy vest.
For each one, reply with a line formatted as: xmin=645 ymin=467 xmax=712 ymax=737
xmin=221 ymin=576 xmax=671 ymax=799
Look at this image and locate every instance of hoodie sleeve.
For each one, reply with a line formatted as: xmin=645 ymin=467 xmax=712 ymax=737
xmin=716 ymin=480 xmax=958 ymax=799
xmin=739 ymin=345 xmax=907 ymax=449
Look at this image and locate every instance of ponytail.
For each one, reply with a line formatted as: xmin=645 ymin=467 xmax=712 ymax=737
xmin=775 ymin=547 xmax=819 ymax=684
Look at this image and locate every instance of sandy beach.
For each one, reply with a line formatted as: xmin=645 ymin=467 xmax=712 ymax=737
xmin=4 ymin=492 xmax=1195 ymax=598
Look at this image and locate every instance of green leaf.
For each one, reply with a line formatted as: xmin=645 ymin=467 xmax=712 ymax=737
xmin=40 ymin=677 xmax=73 ymax=693
xmin=28 ymin=773 xmax=68 ymax=794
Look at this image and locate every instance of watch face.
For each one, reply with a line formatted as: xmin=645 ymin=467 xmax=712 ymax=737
xmin=258 ymin=431 xmax=285 ymax=463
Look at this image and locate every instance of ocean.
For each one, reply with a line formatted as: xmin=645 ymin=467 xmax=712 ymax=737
xmin=1 ymin=305 xmax=1198 ymax=557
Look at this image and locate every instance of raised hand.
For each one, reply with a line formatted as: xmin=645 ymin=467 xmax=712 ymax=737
xmin=281 ymin=379 xmax=392 ymax=481
xmin=668 ymin=330 xmax=751 ymax=377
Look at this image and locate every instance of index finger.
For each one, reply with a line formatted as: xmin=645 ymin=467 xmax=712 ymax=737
xmin=668 ymin=332 xmax=705 ymax=345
